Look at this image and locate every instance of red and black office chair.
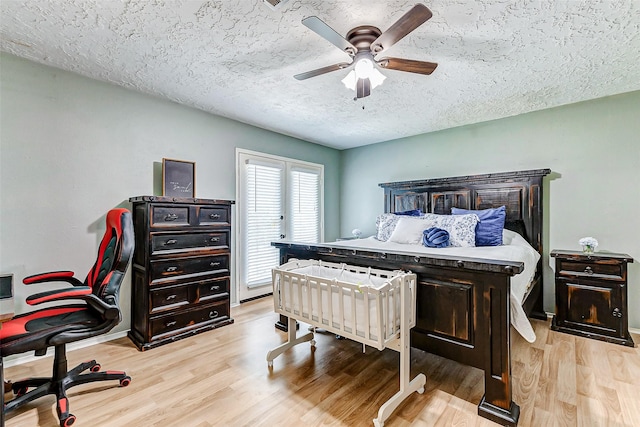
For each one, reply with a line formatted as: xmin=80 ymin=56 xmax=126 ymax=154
xmin=1 ymin=208 xmax=134 ymax=427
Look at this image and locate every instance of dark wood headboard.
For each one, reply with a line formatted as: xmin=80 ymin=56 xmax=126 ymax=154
xmin=379 ymin=169 xmax=551 ymax=254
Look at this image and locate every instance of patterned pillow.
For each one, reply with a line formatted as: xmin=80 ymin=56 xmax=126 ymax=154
xmin=375 ymin=213 xmax=400 ymax=241
xmin=422 ymin=213 xmax=479 ymax=247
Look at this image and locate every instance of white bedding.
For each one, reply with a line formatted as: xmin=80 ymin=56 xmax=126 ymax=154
xmin=329 ymin=229 xmax=540 ymax=342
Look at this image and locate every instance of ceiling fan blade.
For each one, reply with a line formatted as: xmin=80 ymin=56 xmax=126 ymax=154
xmin=294 ymin=62 xmax=352 ymax=80
xmin=371 ymin=4 xmax=433 ymax=56
xmin=377 ymin=57 xmax=438 ymax=75
xmin=302 ymin=16 xmax=357 ymax=56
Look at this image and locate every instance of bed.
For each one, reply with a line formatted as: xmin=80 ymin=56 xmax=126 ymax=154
xmin=272 ymin=168 xmax=550 ymax=426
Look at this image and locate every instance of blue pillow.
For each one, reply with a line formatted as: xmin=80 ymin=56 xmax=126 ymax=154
xmin=451 ymin=206 xmax=506 ymax=246
xmin=395 ymin=209 xmax=422 ymax=216
xmin=422 ymin=227 xmax=450 ymax=248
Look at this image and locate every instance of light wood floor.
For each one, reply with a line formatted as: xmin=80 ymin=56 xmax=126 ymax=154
xmin=4 ymin=297 xmax=640 ymax=426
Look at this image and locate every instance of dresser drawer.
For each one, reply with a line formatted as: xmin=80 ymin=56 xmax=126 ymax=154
xmin=149 ymin=300 xmax=230 ymax=340
xmin=151 ymin=205 xmax=190 ymax=227
xmin=199 ymin=206 xmax=230 ymax=226
xmin=150 ymin=254 xmax=230 ymax=284
xmin=149 ymin=277 xmax=230 ymax=314
xmin=199 ymin=277 xmax=230 ymax=302
xmin=151 ymin=231 xmax=229 ymax=255
xmin=556 ymin=259 xmax=623 ymax=279
xmin=150 ymin=284 xmax=191 ymax=313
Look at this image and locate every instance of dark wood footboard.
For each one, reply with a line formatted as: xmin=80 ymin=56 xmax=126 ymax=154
xmin=273 ymin=242 xmax=523 ymax=426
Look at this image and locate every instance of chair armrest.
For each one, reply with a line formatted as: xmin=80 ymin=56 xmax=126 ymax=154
xmin=23 ymin=271 xmax=84 ymax=287
xmin=83 ymin=294 xmax=120 ymax=320
xmin=26 ymin=286 xmax=92 ymax=306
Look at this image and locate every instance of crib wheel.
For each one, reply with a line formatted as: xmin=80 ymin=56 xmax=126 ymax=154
xmin=310 ymin=339 xmax=316 ymax=347
xmin=418 ymin=386 xmax=425 ymax=394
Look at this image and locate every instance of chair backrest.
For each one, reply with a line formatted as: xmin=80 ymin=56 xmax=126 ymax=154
xmin=84 ymin=208 xmax=134 ymax=306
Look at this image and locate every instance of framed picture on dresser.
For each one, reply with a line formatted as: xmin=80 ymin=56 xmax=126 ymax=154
xmin=162 ymin=158 xmax=195 ymax=198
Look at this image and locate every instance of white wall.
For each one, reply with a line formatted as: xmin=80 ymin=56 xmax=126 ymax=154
xmin=340 ymin=91 xmax=640 ymax=329
xmin=0 ymin=53 xmax=341 ymax=344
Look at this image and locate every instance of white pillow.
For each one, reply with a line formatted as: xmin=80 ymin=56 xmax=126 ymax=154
xmin=422 ymin=213 xmax=479 ymax=247
xmin=388 ymin=217 xmax=429 ymax=244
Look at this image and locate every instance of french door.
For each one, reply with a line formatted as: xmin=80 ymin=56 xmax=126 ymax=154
xmin=236 ymin=149 xmax=323 ymax=302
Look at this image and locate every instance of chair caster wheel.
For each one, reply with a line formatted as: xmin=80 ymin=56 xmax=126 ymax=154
xmin=90 ymin=363 xmax=101 ymax=372
xmin=310 ymin=339 xmax=316 ymax=347
xmin=267 ymin=361 xmax=273 ymax=367
xmin=61 ymin=414 xmax=76 ymax=427
xmin=15 ymin=386 xmax=28 ymax=397
xmin=120 ymin=376 xmax=131 ymax=387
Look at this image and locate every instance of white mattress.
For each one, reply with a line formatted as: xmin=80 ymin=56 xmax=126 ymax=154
xmin=329 ymin=229 xmax=540 ymax=343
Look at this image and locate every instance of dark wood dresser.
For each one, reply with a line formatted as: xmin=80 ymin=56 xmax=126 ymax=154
xmin=551 ymin=250 xmax=634 ymax=347
xmin=128 ymin=196 xmax=234 ymax=351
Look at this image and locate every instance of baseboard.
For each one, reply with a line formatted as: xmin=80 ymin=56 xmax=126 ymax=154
xmin=3 ymin=330 xmax=130 ymax=369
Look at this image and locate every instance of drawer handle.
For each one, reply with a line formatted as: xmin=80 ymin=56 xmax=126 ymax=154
xmin=166 ymin=321 xmax=177 ymax=327
xmin=612 ymin=308 xmax=622 ymax=318
xmin=584 ymin=266 xmax=593 ymax=275
xmin=209 ymin=237 xmax=220 ymax=242
xmin=164 ymin=213 xmax=178 ymax=221
xmin=164 ymin=239 xmax=177 ymax=246
xmin=166 ymin=294 xmax=177 ymax=300
xmin=210 ymin=285 xmax=220 ymax=291
xmin=209 ymin=213 xmax=221 ymax=219
xmin=209 ymin=310 xmax=218 ymax=319
xmin=166 ymin=266 xmax=178 ymax=272
xmin=210 ymin=262 xmax=221 ymax=268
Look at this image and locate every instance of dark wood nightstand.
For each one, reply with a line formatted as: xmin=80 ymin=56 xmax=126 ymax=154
xmin=550 ymin=250 xmax=635 ymax=347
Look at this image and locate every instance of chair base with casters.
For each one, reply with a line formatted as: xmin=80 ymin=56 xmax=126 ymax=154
xmin=1 ymin=208 xmax=135 ymax=427
xmin=6 ymin=344 xmax=131 ymax=427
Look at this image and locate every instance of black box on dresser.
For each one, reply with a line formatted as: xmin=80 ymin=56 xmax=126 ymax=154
xmin=128 ymin=196 xmax=234 ymax=351
xmin=550 ymin=250 xmax=635 ymax=347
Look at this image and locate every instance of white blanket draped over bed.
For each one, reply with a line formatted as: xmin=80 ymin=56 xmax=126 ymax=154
xmin=330 ymin=229 xmax=540 ymax=343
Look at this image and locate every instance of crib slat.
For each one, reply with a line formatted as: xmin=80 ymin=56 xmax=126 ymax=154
xmin=363 ymin=287 xmax=370 ymax=340
xmin=351 ymin=285 xmax=357 ymax=337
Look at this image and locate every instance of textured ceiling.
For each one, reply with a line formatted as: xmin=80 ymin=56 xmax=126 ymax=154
xmin=1 ymin=1 xmax=639 ymax=150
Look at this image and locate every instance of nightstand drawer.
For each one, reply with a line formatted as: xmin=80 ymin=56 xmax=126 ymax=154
xmin=556 ymin=259 xmax=623 ymax=279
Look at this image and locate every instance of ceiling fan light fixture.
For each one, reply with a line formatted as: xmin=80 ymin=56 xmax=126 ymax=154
xmin=341 ymin=58 xmax=386 ymax=92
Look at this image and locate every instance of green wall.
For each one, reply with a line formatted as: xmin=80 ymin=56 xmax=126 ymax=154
xmin=0 ymin=53 xmax=341 ymax=338
xmin=340 ymin=90 xmax=640 ymax=329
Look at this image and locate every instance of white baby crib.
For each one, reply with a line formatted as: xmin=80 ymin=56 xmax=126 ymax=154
xmin=266 ymin=259 xmax=426 ymax=427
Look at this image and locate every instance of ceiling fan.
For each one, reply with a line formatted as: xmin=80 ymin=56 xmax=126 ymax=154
xmin=294 ymin=4 xmax=438 ymax=99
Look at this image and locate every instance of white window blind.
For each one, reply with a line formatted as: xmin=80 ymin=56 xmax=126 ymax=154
xmin=237 ymin=149 xmax=324 ymax=301
xmin=244 ymin=162 xmax=283 ymax=287
xmin=289 ymin=169 xmax=320 ymax=243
